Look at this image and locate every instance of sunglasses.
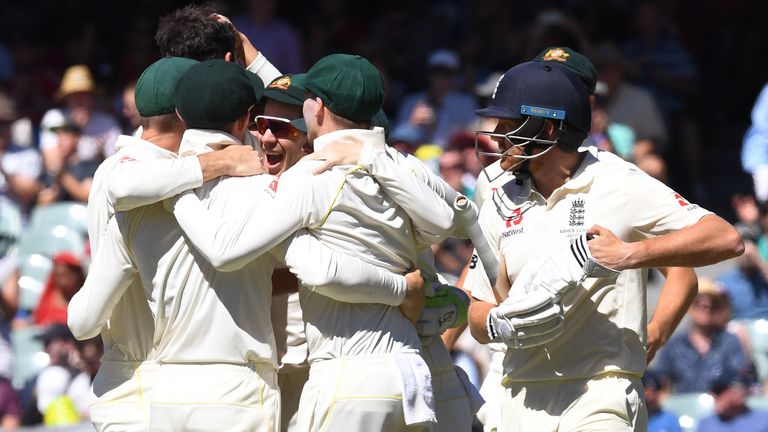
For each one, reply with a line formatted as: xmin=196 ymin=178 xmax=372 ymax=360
xmin=250 ymin=115 xmax=303 ymax=138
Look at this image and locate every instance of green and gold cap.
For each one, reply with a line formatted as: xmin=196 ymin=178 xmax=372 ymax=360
xmin=135 ymin=57 xmax=199 ymax=117
xmin=175 ymin=59 xmax=264 ymax=129
xmin=533 ymin=47 xmax=597 ymax=95
xmin=292 ymin=54 xmax=384 ymax=123
xmin=264 ymin=74 xmax=305 ymax=106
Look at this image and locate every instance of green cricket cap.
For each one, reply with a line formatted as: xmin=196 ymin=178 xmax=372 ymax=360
xmin=292 ymin=54 xmax=384 ymax=123
xmin=264 ymin=74 xmax=305 ymax=106
xmin=135 ymin=57 xmax=199 ymax=117
xmin=175 ymin=59 xmax=264 ymax=130
xmin=533 ymin=47 xmax=597 ymax=95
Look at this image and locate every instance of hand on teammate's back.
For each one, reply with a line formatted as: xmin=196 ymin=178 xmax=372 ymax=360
xmin=305 ymin=139 xmax=365 ymax=174
xmin=400 ymin=269 xmax=425 ymax=325
xmin=221 ymin=145 xmax=266 ymax=177
xmin=585 ymin=225 xmax=635 ymax=271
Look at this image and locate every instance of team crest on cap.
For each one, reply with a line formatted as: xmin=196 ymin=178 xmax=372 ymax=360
xmin=269 ymin=76 xmax=292 ymax=90
xmin=542 ymin=48 xmax=570 ymax=62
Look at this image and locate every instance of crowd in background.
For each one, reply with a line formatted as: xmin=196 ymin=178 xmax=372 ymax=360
xmin=0 ymin=0 xmax=767 ymax=430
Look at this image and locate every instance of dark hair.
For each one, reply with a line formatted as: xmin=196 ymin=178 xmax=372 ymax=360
xmin=154 ymin=5 xmax=236 ymax=61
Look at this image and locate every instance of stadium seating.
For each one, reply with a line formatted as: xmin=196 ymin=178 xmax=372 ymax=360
xmin=660 ymin=392 xmax=714 ymax=432
xmin=17 ymin=254 xmax=53 ymax=311
xmin=28 ymin=202 xmax=88 ymax=237
xmin=11 ymin=325 xmax=48 ymax=390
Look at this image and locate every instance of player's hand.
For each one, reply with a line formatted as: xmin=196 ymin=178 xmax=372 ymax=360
xmin=305 ymin=140 xmax=365 ymax=174
xmin=400 ymin=269 xmax=425 ymax=325
xmin=211 ymin=13 xmax=258 ymax=65
xmin=410 ymin=101 xmax=435 ymax=126
xmin=486 ymin=290 xmax=564 ymax=349
xmin=586 ymin=225 xmax=636 ymax=271
xmin=221 ymin=145 xmax=266 ymax=177
xmin=416 ymin=285 xmax=470 ymax=336
xmin=646 ymin=320 xmax=664 ymax=363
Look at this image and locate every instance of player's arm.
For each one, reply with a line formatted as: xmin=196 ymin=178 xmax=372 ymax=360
xmin=359 ymin=146 xmax=454 ymax=245
xmin=272 ymin=230 xmax=408 ymax=305
xmin=68 ymin=215 xmax=136 ymax=340
xmin=169 ymin=174 xmax=313 ymax=272
xmin=646 ymin=267 xmax=698 ymax=363
xmin=108 ymin=145 xmax=263 ymax=211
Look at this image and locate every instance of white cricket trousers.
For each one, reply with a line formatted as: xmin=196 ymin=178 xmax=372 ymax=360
xmin=89 ymin=360 xmax=159 ymax=432
xmin=297 ymin=354 xmax=433 ymax=432
xmin=499 ymin=372 xmax=647 ymax=432
xmin=149 ymin=361 xmax=280 ymax=432
xmin=476 ymin=346 xmax=506 ymax=432
xmin=420 ymin=337 xmax=473 ymax=432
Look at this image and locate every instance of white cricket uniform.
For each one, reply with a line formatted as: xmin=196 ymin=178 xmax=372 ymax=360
xmin=74 ymin=128 xmax=411 ymax=431
xmin=171 ymin=128 xmax=455 ymax=431
xmin=271 ymin=291 xmax=308 ymax=432
xmin=84 ymin=134 xmax=203 ymax=432
xmin=464 ymin=149 xmax=713 ymax=432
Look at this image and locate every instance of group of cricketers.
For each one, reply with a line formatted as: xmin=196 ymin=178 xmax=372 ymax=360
xmin=64 ymin=5 xmax=745 ymax=432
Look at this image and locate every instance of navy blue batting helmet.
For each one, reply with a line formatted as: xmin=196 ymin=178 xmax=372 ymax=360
xmin=476 ymin=61 xmax=591 ymax=152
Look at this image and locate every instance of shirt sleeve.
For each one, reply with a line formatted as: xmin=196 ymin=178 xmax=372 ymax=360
xmin=462 ymin=202 xmax=500 ymax=304
xmin=170 ymin=173 xmax=314 ymax=272
xmin=67 ymin=214 xmax=136 ymax=340
xmin=623 ymin=168 xmax=713 ymax=239
xmin=246 ymin=52 xmax=282 ymax=86
xmin=273 ymin=229 xmax=406 ymax=306
xmin=359 ymin=146 xmax=454 ymax=246
xmin=108 ymin=156 xmax=204 ymax=212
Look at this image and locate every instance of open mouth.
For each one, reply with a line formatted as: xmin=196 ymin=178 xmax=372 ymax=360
xmin=264 ymin=153 xmax=285 ymax=172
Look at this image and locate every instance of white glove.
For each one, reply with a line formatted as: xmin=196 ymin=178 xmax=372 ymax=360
xmin=486 ymin=289 xmax=564 ymax=348
xmin=416 ymin=285 xmax=470 ymax=337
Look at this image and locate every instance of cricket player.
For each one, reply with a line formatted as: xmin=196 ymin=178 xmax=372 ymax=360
xmin=463 ymin=60 xmax=743 ymax=432
xmin=469 ymin=47 xmax=700 ymax=432
xmin=71 ymin=59 xmax=424 ymax=432
xmin=167 ymin=54 xmax=457 ymax=431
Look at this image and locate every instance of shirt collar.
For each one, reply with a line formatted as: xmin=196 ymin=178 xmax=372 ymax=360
xmin=312 ymin=128 xmax=386 ymax=153
xmin=179 ymin=129 xmax=244 ymax=155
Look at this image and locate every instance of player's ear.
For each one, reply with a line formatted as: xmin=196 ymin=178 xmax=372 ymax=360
xmin=314 ymin=97 xmax=325 ymax=125
xmin=224 ymin=52 xmax=233 ymax=62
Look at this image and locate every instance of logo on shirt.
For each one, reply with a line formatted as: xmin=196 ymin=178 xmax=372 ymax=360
xmin=674 ymin=193 xmax=690 ymax=207
xmin=118 ymin=155 xmax=137 ymax=164
xmin=569 ymin=198 xmax=585 ymax=226
xmin=268 ymin=176 xmax=281 ymax=193
xmin=505 ymin=207 xmax=523 ymax=227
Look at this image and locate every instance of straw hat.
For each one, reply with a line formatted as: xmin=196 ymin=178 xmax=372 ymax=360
xmin=57 ymin=65 xmax=95 ymax=98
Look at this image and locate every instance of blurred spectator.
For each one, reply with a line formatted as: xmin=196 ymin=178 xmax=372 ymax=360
xmin=32 ymin=252 xmax=84 ymax=326
xmin=642 ymin=370 xmax=681 ymax=432
xmin=651 ymin=278 xmax=756 ymax=393
xmin=742 ymin=81 xmax=768 ymax=204
xmin=22 ymin=324 xmax=80 ymax=426
xmin=731 ymin=193 xmax=762 ymax=244
xmin=36 ymin=121 xmax=98 ymax=205
xmin=697 ymin=370 xmax=768 ymax=432
xmin=0 ymin=250 xmax=19 ymax=431
xmin=717 ymin=240 xmax=768 ymax=320
xmin=439 ymin=149 xmax=473 ymax=199
xmin=120 ymin=80 xmax=140 ymax=136
xmin=67 ymin=336 xmax=102 ymax=421
xmin=593 ymin=41 xmax=668 ymax=161
xmin=392 ymin=48 xmax=477 ymax=148
xmin=38 ymin=65 xmax=120 ymax=175
xmin=0 ymin=92 xmax=42 ymax=218
xmin=524 ymin=9 xmax=591 ymax=60
xmin=233 ymin=0 xmax=303 ymax=73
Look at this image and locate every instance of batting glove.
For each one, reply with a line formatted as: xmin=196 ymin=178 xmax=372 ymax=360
xmin=416 ymin=285 xmax=470 ymax=337
xmin=486 ymin=290 xmax=565 ymax=348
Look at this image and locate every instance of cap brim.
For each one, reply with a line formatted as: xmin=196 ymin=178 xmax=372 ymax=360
xmin=475 ymin=105 xmax=521 ymax=120
xmin=291 ymin=118 xmax=307 ymax=133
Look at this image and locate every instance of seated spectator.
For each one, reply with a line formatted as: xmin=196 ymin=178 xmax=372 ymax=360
xmin=0 ymin=92 xmax=42 ymax=219
xmin=643 ymin=369 xmax=681 ymax=432
xmin=652 ymin=278 xmax=756 ymax=393
xmin=32 ymin=252 xmax=84 ymax=326
xmin=392 ymin=49 xmax=477 ymax=148
xmin=717 ymin=241 xmax=768 ymax=320
xmin=38 ymin=65 xmax=120 ymax=175
xmin=67 ymin=336 xmax=102 ymax=421
xmin=698 ymin=369 xmax=768 ymax=432
xmin=37 ymin=121 xmax=99 ymax=205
